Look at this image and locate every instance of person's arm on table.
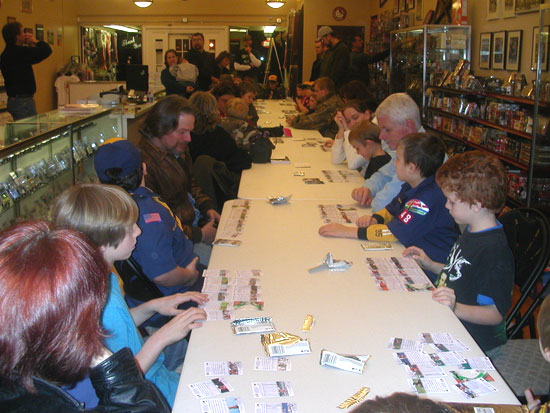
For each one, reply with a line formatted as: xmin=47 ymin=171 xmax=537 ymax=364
xmin=432 ymin=287 xmax=504 ymax=325
xmin=330 ymin=112 xmax=347 ymax=164
xmin=403 ymin=246 xmax=445 ymax=274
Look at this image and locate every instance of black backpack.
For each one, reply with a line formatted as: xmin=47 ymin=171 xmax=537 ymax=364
xmin=249 ymin=129 xmax=275 ymax=163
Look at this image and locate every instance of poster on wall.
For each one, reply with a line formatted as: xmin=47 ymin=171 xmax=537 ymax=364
xmin=487 ymin=0 xmax=501 ymax=20
xmin=516 ymin=0 xmax=542 ymax=14
xmin=492 ymin=31 xmax=506 ymax=70
xmin=503 ymin=0 xmax=516 ymax=17
xmin=35 ymin=24 xmax=43 ymax=42
xmin=21 ymin=0 xmax=32 ymax=13
xmin=506 ymin=30 xmax=522 ymax=71
xmin=479 ymin=32 xmax=492 ymax=70
xmin=531 ymin=26 xmax=549 ymax=71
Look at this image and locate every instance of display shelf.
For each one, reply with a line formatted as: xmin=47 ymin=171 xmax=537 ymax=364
xmin=426 ymin=126 xmax=529 ymax=170
xmin=429 ymin=86 xmax=550 ymax=107
xmin=390 ymin=25 xmax=471 ymax=117
xmin=427 ymin=107 xmax=534 ymax=140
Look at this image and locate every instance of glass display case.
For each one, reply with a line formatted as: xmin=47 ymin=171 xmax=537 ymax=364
xmin=390 ymin=25 xmax=471 ymax=117
xmin=0 ymin=107 xmax=120 ymax=230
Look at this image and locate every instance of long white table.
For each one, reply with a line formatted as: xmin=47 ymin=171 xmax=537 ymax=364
xmin=173 ymin=201 xmax=519 ymax=411
xmin=173 ymin=100 xmax=519 ymax=412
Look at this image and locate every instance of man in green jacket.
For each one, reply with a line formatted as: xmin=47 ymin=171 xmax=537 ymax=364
xmin=287 ymin=77 xmax=343 ymax=138
xmin=317 ymin=26 xmax=350 ymax=88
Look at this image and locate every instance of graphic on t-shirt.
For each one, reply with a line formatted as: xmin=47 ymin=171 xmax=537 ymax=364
xmin=442 ymin=243 xmax=471 ymax=282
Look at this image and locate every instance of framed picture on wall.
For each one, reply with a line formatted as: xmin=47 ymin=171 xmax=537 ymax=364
xmin=479 ymin=32 xmax=492 ymax=70
xmin=503 ymin=0 xmax=515 ymax=18
xmin=380 ymin=0 xmax=388 ymax=8
xmin=531 ymin=26 xmax=550 ymax=71
xmin=492 ymin=31 xmax=506 ymax=70
xmin=35 ymin=24 xmax=44 ymax=42
xmin=401 ymin=0 xmax=407 ymax=12
xmin=394 ymin=0 xmax=399 ymax=14
xmin=416 ymin=0 xmax=423 ymax=23
xmin=506 ymin=30 xmax=522 ymax=71
xmin=487 ymin=0 xmax=501 ymax=20
xmin=516 ymin=0 xmax=542 ymax=14
xmin=407 ymin=0 xmax=415 ymax=10
xmin=21 ymin=0 xmax=32 ymax=13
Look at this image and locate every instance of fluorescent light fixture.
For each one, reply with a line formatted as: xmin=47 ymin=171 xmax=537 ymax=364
xmin=230 ymin=28 xmax=248 ymax=33
xmin=264 ymin=26 xmax=276 ymax=34
xmin=134 ymin=0 xmax=152 ymax=7
xmin=104 ymin=25 xmax=139 ymax=33
xmin=266 ymin=0 xmax=285 ymax=8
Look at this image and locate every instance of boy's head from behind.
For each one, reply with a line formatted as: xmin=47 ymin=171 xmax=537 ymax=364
xmin=52 ymin=183 xmax=138 ymax=250
xmin=397 ymin=133 xmax=446 ymax=179
xmin=436 ymin=150 xmax=506 ymax=212
xmin=94 ymin=138 xmax=142 ymax=192
xmin=226 ymin=98 xmax=249 ymax=121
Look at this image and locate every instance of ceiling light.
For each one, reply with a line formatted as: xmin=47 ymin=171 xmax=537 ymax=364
xmin=266 ymin=0 xmax=285 ymax=9
xmin=134 ymin=0 xmax=152 ymax=7
xmin=104 ymin=25 xmax=139 ymax=33
xmin=264 ymin=26 xmax=276 ymax=34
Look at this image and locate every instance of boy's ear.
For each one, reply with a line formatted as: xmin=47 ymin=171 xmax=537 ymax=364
xmin=470 ymin=201 xmax=483 ymax=213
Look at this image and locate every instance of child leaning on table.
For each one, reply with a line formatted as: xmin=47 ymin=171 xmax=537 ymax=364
xmin=403 ymin=150 xmax=514 ymax=358
xmin=319 ymin=133 xmax=458 ymax=282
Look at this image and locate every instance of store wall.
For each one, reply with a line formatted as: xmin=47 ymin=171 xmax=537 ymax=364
xmin=0 ymin=0 xmax=79 ymax=113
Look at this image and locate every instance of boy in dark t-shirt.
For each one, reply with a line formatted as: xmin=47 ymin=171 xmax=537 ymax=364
xmin=404 ymin=151 xmax=514 ymax=355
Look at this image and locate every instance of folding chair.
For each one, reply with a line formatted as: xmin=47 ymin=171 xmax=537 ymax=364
xmin=493 ymin=208 xmax=550 ymax=399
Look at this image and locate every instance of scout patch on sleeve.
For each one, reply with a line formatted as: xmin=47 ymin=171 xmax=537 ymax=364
xmin=144 ymin=212 xmax=162 ymax=224
xmin=404 ymin=199 xmax=430 ymax=216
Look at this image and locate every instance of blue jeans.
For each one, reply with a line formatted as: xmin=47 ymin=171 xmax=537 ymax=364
xmin=7 ymin=96 xmax=37 ymax=121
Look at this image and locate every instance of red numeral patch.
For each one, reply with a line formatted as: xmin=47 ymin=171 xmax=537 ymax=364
xmin=399 ymin=210 xmax=413 ymax=224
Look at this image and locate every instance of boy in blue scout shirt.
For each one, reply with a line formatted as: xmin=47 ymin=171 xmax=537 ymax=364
xmin=94 ymin=138 xmax=201 ymax=307
xmin=319 ymin=133 xmax=458 ymax=282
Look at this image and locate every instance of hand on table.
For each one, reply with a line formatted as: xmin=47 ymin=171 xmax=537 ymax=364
xmin=201 ymin=220 xmax=217 ymax=244
xmin=351 ymin=187 xmax=372 ymax=206
xmin=432 ymin=286 xmax=456 ymax=310
xmin=322 ymin=139 xmax=334 ymax=149
xmin=403 ymin=246 xmax=432 ymax=269
xmin=156 ymin=307 xmax=207 ymax=346
xmin=149 ymin=292 xmax=209 ymax=316
xmin=286 ymin=115 xmax=296 ymax=125
xmin=206 ymin=209 xmax=220 ymax=225
xmin=356 ymin=214 xmax=375 ymax=228
xmin=318 ymin=223 xmax=358 ymax=239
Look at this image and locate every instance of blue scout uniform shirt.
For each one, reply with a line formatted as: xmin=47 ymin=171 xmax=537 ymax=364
xmin=130 ymin=186 xmax=197 ymax=297
xmin=65 ymin=273 xmax=178 ymax=407
xmin=385 ymin=175 xmax=458 ymax=281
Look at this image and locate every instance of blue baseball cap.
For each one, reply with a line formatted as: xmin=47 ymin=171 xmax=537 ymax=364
xmin=94 ymin=138 xmax=141 ymax=183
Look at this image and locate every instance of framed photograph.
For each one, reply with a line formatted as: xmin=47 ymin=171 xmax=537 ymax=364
xmin=516 ymin=0 xmax=542 ymax=14
xmin=47 ymin=30 xmax=54 ymax=45
xmin=532 ymin=26 xmax=550 ymax=71
xmin=492 ymin=31 xmax=506 ymax=69
xmin=35 ymin=24 xmax=43 ymax=42
xmin=479 ymin=32 xmax=493 ymax=69
xmin=407 ymin=0 xmax=415 ymax=10
xmin=394 ymin=0 xmax=400 ymax=14
xmin=21 ymin=0 xmax=32 ymax=13
xmin=23 ymin=27 xmax=33 ymax=35
xmin=506 ymin=30 xmax=522 ymax=71
xmin=503 ymin=0 xmax=515 ymax=17
xmin=380 ymin=0 xmax=388 ymax=7
xmin=487 ymin=0 xmax=501 ymax=20
xmin=416 ymin=0 xmax=423 ymax=22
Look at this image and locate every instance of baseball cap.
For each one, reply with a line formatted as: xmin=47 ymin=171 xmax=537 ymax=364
xmin=316 ymin=26 xmax=333 ymax=41
xmin=94 ymin=138 xmax=141 ymax=183
xmin=268 ymin=74 xmax=278 ymax=82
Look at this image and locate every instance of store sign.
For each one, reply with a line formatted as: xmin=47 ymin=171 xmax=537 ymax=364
xmin=262 ymin=39 xmax=271 ymax=48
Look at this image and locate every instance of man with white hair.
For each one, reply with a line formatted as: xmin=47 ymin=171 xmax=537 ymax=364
xmin=351 ymin=93 xmax=423 ymax=211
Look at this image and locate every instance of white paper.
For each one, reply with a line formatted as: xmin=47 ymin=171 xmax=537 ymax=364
xmin=388 ymin=337 xmax=424 ymax=351
xmin=366 ymin=257 xmax=433 ymax=292
xmin=393 ymin=351 xmax=434 ymax=366
xmin=454 ymin=378 xmax=498 ymax=399
xmin=430 ymin=340 xmax=470 ymax=353
xmin=318 ymin=204 xmax=361 ymax=224
xmin=429 ymin=351 xmax=466 ymax=367
xmin=420 ymin=332 xmax=455 ymax=344
xmin=199 ymin=396 xmax=246 ymax=413
xmin=188 ymin=378 xmax=235 ymax=399
xmin=205 ymin=310 xmax=234 ymax=321
xmin=252 ymin=381 xmax=294 ymax=398
xmin=408 ymin=378 xmax=451 ymax=394
xmin=255 ymin=402 xmax=298 ymax=413
xmin=254 ymin=357 xmax=292 ymax=372
xmin=404 ymin=363 xmax=446 ymax=378
xmin=461 ymin=357 xmax=496 ymax=371
xmin=204 ymin=361 xmax=243 ymax=376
